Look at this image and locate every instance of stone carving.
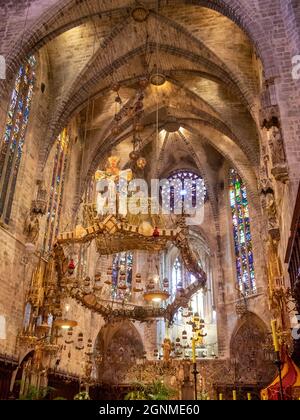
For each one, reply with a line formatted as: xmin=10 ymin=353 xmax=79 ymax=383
xmin=266 ymin=238 xmax=283 ymax=298
xmin=23 ymin=212 xmax=40 ymax=245
xmin=96 ymin=322 xmax=144 ymax=385
xmin=259 ymin=154 xmax=269 ymax=189
xmin=162 ymin=338 xmax=172 ymax=363
xmin=268 ymin=126 xmax=289 ymax=183
xmin=31 ymin=181 xmax=48 ymax=215
xmin=23 ymin=180 xmax=48 ymax=245
xmin=259 ymin=143 xmax=280 ymax=240
xmin=269 ymin=126 xmax=286 ymax=167
xmin=260 ymin=105 xmax=288 ymax=183
xmin=265 ymin=189 xmax=280 ymax=240
xmin=231 ymin=314 xmax=276 ymax=385
xmin=259 ymin=184 xmax=280 ymax=240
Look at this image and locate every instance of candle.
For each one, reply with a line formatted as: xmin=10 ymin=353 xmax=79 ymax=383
xmin=233 ymin=390 xmax=237 ymax=400
xmin=219 ymin=393 xmax=223 ymax=401
xmin=192 ymin=338 xmax=196 ymax=363
xmin=247 ymin=393 xmax=252 ymax=401
xmin=271 ymin=319 xmax=280 ymax=352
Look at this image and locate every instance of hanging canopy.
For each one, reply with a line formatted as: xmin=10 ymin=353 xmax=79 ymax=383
xmin=57 ymin=210 xmax=207 ymax=286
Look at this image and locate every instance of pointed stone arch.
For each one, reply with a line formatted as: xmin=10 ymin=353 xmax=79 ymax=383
xmin=95 ymin=320 xmax=145 ymax=385
xmin=1 ymin=0 xmax=277 ymax=90
xmin=230 ymin=312 xmax=276 ymax=385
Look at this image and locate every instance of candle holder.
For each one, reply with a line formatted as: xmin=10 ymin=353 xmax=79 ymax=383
xmin=192 ymin=362 xmax=199 ymax=400
xmin=274 ymin=351 xmax=284 ymax=401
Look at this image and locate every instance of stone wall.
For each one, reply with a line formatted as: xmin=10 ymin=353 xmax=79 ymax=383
xmin=0 ymin=0 xmax=299 ymax=385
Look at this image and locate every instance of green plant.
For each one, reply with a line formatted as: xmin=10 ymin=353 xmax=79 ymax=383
xmin=16 ymin=381 xmax=55 ymax=400
xmin=74 ymin=391 xmax=91 ymax=400
xmin=147 ymin=381 xmax=177 ymax=400
xmin=124 ymin=390 xmax=147 ymax=400
xmin=197 ymin=391 xmax=210 ymax=401
xmin=124 ymin=382 xmax=147 ymax=400
xmin=124 ymin=381 xmax=176 ymax=401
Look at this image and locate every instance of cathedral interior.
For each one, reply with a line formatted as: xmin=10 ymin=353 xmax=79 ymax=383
xmin=0 ymin=0 xmax=300 ymax=401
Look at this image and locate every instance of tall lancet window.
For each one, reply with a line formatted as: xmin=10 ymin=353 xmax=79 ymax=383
xmin=111 ymin=252 xmax=133 ymax=300
xmin=43 ymin=129 xmax=69 ymax=251
xmin=0 ymin=56 xmax=36 ymax=223
xmin=229 ymin=168 xmax=256 ymax=295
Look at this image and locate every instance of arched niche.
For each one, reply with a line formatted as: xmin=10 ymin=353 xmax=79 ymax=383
xmin=230 ymin=313 xmax=276 ymax=386
xmin=95 ymin=321 xmax=144 ymax=385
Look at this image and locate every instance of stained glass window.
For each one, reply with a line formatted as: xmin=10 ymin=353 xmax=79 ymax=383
xmin=161 ymin=170 xmax=206 ymax=213
xmin=23 ymin=302 xmax=32 ymax=332
xmin=229 ymin=168 xmax=256 ymax=295
xmin=43 ymin=129 xmax=69 ymax=251
xmin=0 ymin=56 xmax=36 ymax=223
xmin=111 ymin=252 xmax=133 ymax=300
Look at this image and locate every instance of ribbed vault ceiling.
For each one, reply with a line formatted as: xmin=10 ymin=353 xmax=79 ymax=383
xmin=22 ymin=2 xmax=264 ymax=221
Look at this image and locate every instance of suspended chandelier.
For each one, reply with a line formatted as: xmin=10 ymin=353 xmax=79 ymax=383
xmin=143 ymin=254 xmax=170 ymax=303
xmin=53 ymin=319 xmax=78 ymax=330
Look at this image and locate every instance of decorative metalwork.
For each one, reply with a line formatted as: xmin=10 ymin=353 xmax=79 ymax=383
xmin=53 ymin=241 xmax=206 ymax=324
xmin=57 ymin=211 xmax=206 ymax=287
xmin=43 ymin=129 xmax=69 ymax=251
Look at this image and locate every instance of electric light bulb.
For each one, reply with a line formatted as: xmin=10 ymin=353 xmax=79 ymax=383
xmin=61 ymin=325 xmax=70 ymax=330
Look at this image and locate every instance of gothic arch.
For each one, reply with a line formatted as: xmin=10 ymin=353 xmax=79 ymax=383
xmin=40 ymin=42 xmax=254 ymax=163
xmin=230 ymin=313 xmax=275 ymax=385
xmin=95 ymin=320 xmax=145 ymax=385
xmin=1 ymin=0 xmax=277 ymax=92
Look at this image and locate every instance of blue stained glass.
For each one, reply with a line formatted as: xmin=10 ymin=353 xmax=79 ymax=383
xmin=43 ymin=129 xmax=69 ymax=251
xmin=229 ymin=169 xmax=256 ymax=295
xmin=111 ymin=252 xmax=133 ymax=301
xmin=112 ymin=255 xmax=119 ymax=287
xmin=0 ymin=56 xmax=36 ymax=223
xmin=163 ymin=170 xmax=207 ymax=214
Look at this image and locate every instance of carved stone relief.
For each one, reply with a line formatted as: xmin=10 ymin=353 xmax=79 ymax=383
xmin=23 ymin=212 xmax=40 ymax=245
xmin=259 ymin=141 xmax=280 ymax=240
xmin=96 ymin=322 xmax=145 ymax=385
xmin=230 ymin=314 xmax=276 ymax=385
xmin=23 ymin=181 xmax=48 ymax=245
xmin=260 ymin=105 xmax=288 ymax=184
